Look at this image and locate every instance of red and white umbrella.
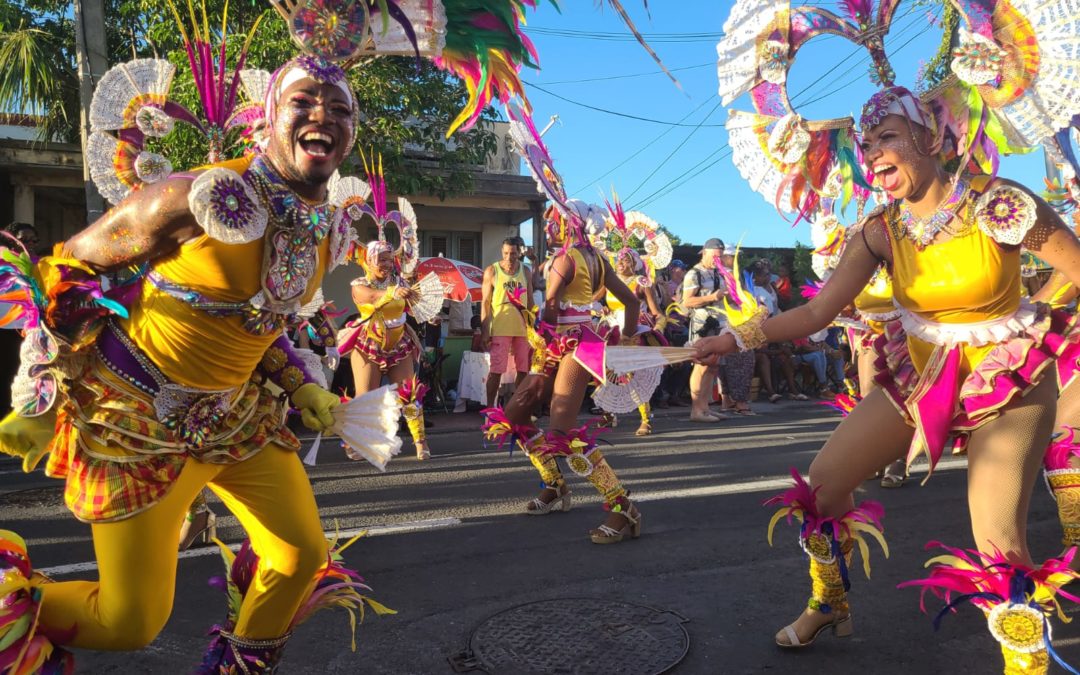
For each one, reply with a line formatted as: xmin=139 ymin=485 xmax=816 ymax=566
xmin=415 ymin=257 xmax=484 ymax=302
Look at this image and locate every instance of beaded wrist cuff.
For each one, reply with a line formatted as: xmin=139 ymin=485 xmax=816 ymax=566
xmin=721 ymin=309 xmax=768 ymax=351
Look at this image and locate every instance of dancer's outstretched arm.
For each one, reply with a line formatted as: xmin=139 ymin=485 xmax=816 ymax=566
xmin=63 ymin=177 xmax=202 ymax=271
xmin=694 ymin=216 xmax=885 ymax=362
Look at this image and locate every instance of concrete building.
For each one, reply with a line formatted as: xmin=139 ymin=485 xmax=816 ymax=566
xmin=0 ymin=117 xmax=547 ymax=314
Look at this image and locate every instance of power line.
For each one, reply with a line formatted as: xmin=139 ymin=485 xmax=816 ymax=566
xmin=796 ymin=14 xmax=938 ymax=108
xmin=623 ymin=99 xmax=723 ymax=201
xmin=628 ymin=145 xmax=732 ymax=211
xmin=522 ymin=80 xmax=727 ymax=127
xmin=634 ymin=149 xmax=733 ymax=211
xmin=568 ymin=96 xmax=715 ymax=196
xmin=788 ymin=3 xmax=923 ymax=107
xmin=540 ymin=62 xmax=713 ymax=85
xmin=629 ymin=13 xmax=938 ymax=213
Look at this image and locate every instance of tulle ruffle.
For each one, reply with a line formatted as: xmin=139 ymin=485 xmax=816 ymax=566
xmin=889 ymin=309 xmax=1080 ymax=478
xmin=871 ymin=319 xmax=918 ymax=419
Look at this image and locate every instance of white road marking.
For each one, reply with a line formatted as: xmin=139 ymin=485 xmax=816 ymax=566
xmin=38 ymin=517 xmax=462 ymax=577
xmin=633 ymin=457 xmax=967 ymax=503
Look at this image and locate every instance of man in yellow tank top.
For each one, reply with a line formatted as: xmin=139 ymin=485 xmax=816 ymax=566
xmin=480 ymin=238 xmax=534 ymax=407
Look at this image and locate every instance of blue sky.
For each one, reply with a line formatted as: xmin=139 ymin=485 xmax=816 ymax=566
xmin=515 ymin=0 xmax=1049 ymax=248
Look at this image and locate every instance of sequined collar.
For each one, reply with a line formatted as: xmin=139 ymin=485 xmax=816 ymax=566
xmin=245 ymin=156 xmax=334 ymax=241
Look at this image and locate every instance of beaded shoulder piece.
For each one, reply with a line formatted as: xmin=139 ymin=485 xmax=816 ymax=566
xmin=188 ymin=167 xmax=269 ymax=244
xmin=973 ymin=185 xmax=1038 ymax=246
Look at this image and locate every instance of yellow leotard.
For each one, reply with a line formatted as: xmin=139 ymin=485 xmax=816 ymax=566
xmin=555 ymin=248 xmax=603 ymax=333
xmin=853 ymin=267 xmax=895 ymax=335
xmin=121 ymin=157 xmax=329 ymax=390
xmin=562 ymin=247 xmax=602 ymax=307
xmin=887 ymin=178 xmax=1019 ymax=376
xmin=354 ymin=281 xmax=408 ymax=351
xmin=605 ymin=277 xmax=638 ymax=314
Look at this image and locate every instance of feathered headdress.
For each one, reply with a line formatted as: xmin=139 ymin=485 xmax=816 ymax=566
xmin=338 ymin=150 xmax=420 ymax=277
xmin=594 ymin=191 xmax=672 ymax=289
xmin=716 ymin=0 xmax=1080 ymax=221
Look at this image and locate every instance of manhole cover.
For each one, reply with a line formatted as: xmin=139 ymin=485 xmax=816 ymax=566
xmin=0 ymin=486 xmax=63 ymax=508
xmin=461 ymin=597 xmax=689 ymax=675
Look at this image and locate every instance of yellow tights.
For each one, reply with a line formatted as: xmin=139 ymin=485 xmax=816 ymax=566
xmin=38 ymin=444 xmax=326 ymax=650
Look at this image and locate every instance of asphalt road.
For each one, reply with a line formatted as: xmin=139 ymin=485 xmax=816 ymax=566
xmin=2 ymin=401 xmax=1077 ymax=674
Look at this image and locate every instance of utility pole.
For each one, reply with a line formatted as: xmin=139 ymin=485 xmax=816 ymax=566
xmin=73 ymin=0 xmax=109 ymax=223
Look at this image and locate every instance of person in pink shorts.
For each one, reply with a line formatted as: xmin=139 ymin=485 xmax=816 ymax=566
xmin=481 ymin=238 xmax=535 ymax=406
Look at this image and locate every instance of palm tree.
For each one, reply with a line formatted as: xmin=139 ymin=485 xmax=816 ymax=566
xmin=0 ymin=16 xmax=79 ymax=143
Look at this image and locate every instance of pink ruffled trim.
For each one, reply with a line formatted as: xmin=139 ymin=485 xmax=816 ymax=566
xmin=960 ymin=310 xmax=1078 ymax=427
xmin=894 ymin=309 xmax=1080 ymax=476
xmin=871 ymin=319 xmax=917 ymax=423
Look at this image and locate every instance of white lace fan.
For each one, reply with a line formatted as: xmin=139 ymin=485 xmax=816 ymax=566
xmin=592 ymin=366 xmax=662 ymax=414
xmin=86 ymin=132 xmax=170 ymax=205
xmin=727 ymin=110 xmax=795 ymax=212
xmin=715 ymin=0 xmax=788 ymax=105
xmin=90 ymin=58 xmax=176 ymax=132
xmin=303 ymin=385 xmax=403 ymax=471
xmin=410 ymin=272 xmax=445 ymax=324
xmin=239 ymin=69 xmax=272 ymax=104
xmin=986 ymin=0 xmax=1080 ymax=147
xmin=603 ymin=346 xmax=698 ymax=374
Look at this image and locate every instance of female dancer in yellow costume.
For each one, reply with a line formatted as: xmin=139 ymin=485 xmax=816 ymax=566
xmin=484 ymin=200 xmax=644 ymax=544
xmin=343 ymin=237 xmax=431 ymax=460
xmin=605 ymin=249 xmax=665 ymax=436
xmin=696 ymin=87 xmax=1080 ymax=671
xmin=0 ymin=56 xmax=388 ymax=673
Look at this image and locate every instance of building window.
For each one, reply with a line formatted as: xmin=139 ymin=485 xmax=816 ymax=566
xmin=422 ymin=231 xmax=480 ymax=263
xmin=427 ymin=234 xmax=449 ymax=258
xmin=457 ymin=233 xmax=478 ymax=266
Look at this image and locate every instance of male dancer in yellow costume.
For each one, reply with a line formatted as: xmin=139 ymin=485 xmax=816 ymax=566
xmin=0 ymin=56 xmax=374 ymax=673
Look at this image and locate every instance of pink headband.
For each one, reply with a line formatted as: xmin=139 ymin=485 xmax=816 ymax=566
xmin=264 ymin=55 xmax=354 ymax=126
xmin=859 ymin=86 xmax=934 ymax=132
xmin=367 ymin=240 xmax=393 ymax=261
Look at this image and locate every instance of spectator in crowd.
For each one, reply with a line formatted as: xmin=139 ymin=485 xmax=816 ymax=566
xmin=715 ymin=245 xmax=756 ymax=415
xmin=751 ymin=261 xmax=779 ymax=316
xmin=791 ymin=333 xmax=835 ymax=398
xmin=682 ymin=239 xmax=728 ymax=422
xmin=755 ymin=343 xmax=808 ymax=402
xmin=480 ymin=238 xmax=534 ymax=407
xmin=774 ymin=263 xmax=793 ymax=309
xmin=5 ymin=222 xmax=41 ymax=255
xmin=653 ymin=260 xmax=691 ymax=408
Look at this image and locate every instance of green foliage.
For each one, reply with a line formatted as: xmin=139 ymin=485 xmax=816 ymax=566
xmin=0 ymin=2 xmax=79 ymax=142
xmin=658 ymin=224 xmax=681 ymax=247
xmin=792 ymin=241 xmax=815 ymax=281
xmin=1 ymin=0 xmax=497 ymax=197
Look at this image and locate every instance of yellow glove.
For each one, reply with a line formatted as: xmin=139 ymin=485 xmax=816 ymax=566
xmin=291 ymin=383 xmax=340 ymax=432
xmin=0 ymin=409 xmax=57 ymax=472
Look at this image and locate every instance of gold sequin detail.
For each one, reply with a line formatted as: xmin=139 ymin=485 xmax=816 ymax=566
xmin=261 ymin=346 xmax=287 ymax=372
xmin=280 ymin=366 xmax=304 ymax=393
